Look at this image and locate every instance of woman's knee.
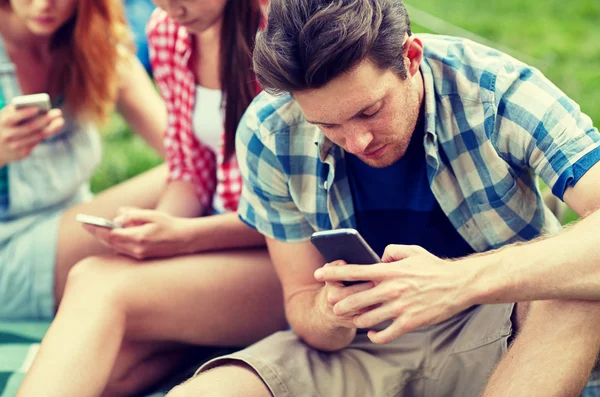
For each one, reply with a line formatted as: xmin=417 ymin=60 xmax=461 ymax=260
xmin=62 ymin=256 xmax=133 ymax=310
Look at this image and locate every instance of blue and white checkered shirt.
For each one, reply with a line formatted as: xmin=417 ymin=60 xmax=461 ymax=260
xmin=236 ymin=34 xmax=600 ymax=252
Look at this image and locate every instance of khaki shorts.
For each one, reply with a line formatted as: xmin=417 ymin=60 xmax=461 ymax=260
xmin=195 ymin=303 xmax=514 ymax=397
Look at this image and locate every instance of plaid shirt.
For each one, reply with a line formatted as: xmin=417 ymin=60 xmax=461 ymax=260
xmin=236 ymin=34 xmax=600 ymax=252
xmin=147 ymin=9 xmax=255 ymax=213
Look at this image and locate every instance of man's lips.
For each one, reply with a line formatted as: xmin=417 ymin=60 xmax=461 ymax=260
xmin=362 ymin=144 xmax=388 ymax=159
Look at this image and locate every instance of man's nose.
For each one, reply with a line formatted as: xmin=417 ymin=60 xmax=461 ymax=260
xmin=344 ymin=128 xmax=374 ymax=155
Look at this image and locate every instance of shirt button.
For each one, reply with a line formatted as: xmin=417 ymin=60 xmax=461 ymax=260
xmin=219 ymin=177 xmax=226 ymax=183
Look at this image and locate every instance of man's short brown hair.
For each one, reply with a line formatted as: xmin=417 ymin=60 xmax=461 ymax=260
xmin=253 ymin=0 xmax=412 ymax=95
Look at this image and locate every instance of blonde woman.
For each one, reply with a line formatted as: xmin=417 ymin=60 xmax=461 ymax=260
xmin=0 ymin=0 xmax=166 ymax=321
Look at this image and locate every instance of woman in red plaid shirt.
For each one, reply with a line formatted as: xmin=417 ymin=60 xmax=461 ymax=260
xmin=17 ymin=1 xmax=286 ymax=396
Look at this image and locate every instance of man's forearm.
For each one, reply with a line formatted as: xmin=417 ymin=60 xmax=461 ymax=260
xmin=287 ymin=287 xmax=356 ymax=352
xmin=467 ymin=208 xmax=600 ymax=304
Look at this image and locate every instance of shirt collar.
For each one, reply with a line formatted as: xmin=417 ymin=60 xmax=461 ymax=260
xmin=420 ymin=60 xmax=438 ymax=139
xmin=316 ymin=132 xmax=335 ymax=162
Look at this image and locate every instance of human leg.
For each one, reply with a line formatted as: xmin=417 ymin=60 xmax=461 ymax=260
xmin=482 ymin=300 xmax=600 ymax=397
xmin=53 ymin=163 xmax=167 ymax=304
xmin=166 ymin=363 xmax=271 ymax=397
xmin=167 ymin=304 xmax=513 ymax=397
xmin=16 ymin=248 xmax=285 ymax=397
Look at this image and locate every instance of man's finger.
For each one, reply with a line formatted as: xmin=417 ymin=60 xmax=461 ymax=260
xmin=326 ymin=280 xmax=375 ymax=307
xmin=315 ymin=263 xmax=387 ymax=283
xmin=366 ymin=314 xmax=424 ymax=345
xmin=353 ymin=300 xmax=404 ymax=330
xmin=381 ymin=244 xmax=426 ymax=263
xmin=334 ymin=283 xmax=396 ymax=316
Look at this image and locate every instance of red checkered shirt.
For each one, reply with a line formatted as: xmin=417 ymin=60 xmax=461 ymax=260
xmin=147 ymin=9 xmax=260 ymax=213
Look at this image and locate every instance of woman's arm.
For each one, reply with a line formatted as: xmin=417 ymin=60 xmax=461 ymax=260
xmin=115 ymin=56 xmax=166 ymax=156
xmin=83 ymin=209 xmax=265 ymax=259
xmin=155 ymin=180 xmax=204 ymax=218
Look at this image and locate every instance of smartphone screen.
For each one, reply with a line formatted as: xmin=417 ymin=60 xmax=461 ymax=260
xmin=311 ymin=228 xmax=381 ymax=265
xmin=311 ymin=229 xmax=379 ymax=285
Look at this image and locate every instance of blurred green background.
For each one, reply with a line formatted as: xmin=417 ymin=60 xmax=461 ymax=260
xmin=92 ymin=0 xmax=599 ymax=224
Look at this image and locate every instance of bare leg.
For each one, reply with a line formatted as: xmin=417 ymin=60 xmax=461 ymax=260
xmin=53 ymin=163 xmax=168 ymax=304
xmin=99 ymin=342 xmax=192 ymax=397
xmin=482 ymin=300 xmax=600 ymax=397
xmin=166 ymin=363 xmax=271 ymax=397
xmin=16 ymin=248 xmax=285 ymax=397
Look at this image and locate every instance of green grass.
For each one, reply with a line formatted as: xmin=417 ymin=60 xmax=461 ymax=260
xmin=407 ymin=0 xmax=599 ymax=224
xmin=94 ymin=0 xmax=599 ymax=223
xmin=91 ymin=113 xmax=162 ymax=194
xmin=408 ymin=0 xmax=600 ymax=125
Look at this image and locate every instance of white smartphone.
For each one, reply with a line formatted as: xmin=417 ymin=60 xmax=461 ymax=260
xmin=76 ymin=213 xmax=121 ymax=229
xmin=310 ymin=228 xmax=381 ymax=285
xmin=11 ymin=93 xmax=51 ymax=112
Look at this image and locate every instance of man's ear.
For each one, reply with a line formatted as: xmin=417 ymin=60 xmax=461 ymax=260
xmin=403 ymin=36 xmax=424 ymax=77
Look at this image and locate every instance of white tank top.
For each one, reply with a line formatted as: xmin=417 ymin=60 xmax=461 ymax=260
xmin=192 ymin=85 xmax=226 ymax=213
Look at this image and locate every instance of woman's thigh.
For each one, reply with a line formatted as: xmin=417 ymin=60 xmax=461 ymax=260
xmin=73 ymin=248 xmax=286 ymax=346
xmin=54 ymin=164 xmax=167 ymax=304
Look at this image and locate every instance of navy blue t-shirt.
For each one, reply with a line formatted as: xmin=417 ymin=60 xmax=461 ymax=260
xmin=346 ymin=130 xmax=474 ymax=259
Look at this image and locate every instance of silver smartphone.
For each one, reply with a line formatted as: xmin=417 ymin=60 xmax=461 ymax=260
xmin=310 ymin=228 xmax=380 ymax=285
xmin=11 ymin=93 xmax=51 ymax=112
xmin=76 ymin=213 xmax=121 ymax=229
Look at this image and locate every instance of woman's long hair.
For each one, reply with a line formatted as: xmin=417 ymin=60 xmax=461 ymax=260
xmin=220 ymin=0 xmax=264 ymax=159
xmin=0 ymin=0 xmax=133 ymax=124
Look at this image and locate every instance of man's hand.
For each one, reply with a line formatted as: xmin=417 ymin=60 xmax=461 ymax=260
xmin=314 ymin=245 xmax=475 ymax=344
xmin=82 ymin=208 xmax=196 ymax=259
xmin=316 ymin=261 xmax=376 ymax=330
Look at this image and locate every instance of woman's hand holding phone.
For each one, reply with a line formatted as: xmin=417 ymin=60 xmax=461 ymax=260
xmin=0 ymin=100 xmax=64 ymax=166
xmin=82 ymin=207 xmax=195 ymax=260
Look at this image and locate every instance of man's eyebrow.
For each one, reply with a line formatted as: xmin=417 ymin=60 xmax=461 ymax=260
xmin=304 ymin=97 xmax=383 ymax=126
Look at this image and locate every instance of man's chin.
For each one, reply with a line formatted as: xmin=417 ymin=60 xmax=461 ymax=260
xmin=359 ymin=156 xmax=397 ymax=168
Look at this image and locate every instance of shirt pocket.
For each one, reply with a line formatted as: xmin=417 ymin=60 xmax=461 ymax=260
xmin=470 ymin=174 xmax=540 ymax=248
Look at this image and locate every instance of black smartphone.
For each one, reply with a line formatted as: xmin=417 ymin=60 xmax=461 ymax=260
xmin=310 ymin=228 xmax=381 ymax=285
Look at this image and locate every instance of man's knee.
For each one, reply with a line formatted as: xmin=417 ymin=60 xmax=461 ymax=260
xmin=531 ymin=299 xmax=600 ymax=317
xmin=166 ymin=363 xmax=271 ymax=397
xmin=524 ymin=299 xmax=600 ymax=338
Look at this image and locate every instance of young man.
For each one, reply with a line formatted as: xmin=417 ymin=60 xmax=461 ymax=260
xmin=168 ymin=0 xmax=600 ymax=396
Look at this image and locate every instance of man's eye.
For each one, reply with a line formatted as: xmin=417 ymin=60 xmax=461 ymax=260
xmin=361 ymin=105 xmax=382 ymax=119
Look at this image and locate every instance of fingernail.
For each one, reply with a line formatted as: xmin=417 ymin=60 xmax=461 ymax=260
xmin=314 ymin=269 xmax=324 ymax=280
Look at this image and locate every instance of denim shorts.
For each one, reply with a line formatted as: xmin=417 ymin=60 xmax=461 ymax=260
xmin=0 ymin=209 xmax=63 ymax=320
